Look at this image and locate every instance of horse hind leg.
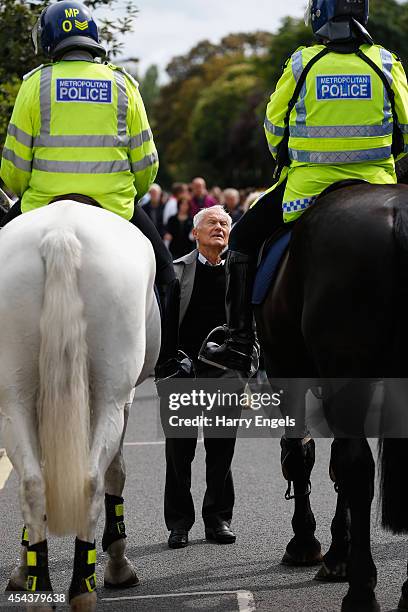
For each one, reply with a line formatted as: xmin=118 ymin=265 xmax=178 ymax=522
xmin=280 ymin=435 xmax=322 ymax=566
xmin=3 ymin=397 xmax=53 ymax=610
xmin=103 ymin=397 xmax=138 ymax=589
xmin=314 ymin=464 xmax=350 ymax=582
xmin=331 ymin=438 xmax=379 ymax=612
xmin=69 ymin=393 xmax=129 ymax=611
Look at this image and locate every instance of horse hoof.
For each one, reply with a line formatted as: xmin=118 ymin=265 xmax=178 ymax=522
xmin=341 ymin=594 xmax=380 ymax=612
xmin=5 ymin=580 xmax=26 ymax=591
xmin=398 ymin=594 xmax=408 ymax=611
xmin=314 ymin=559 xmax=348 ymax=582
xmin=5 ymin=566 xmax=27 ymax=591
xmin=281 ymin=536 xmax=322 ymax=566
xmin=104 ymin=557 xmax=139 ymax=589
xmin=70 ymin=591 xmax=97 ymax=612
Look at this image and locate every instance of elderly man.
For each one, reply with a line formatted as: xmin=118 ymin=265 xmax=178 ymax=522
xmin=189 ymin=177 xmax=216 ymax=217
xmin=163 ymin=205 xmax=240 ymax=549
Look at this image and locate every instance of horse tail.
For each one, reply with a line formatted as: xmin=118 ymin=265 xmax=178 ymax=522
xmin=379 ymin=201 xmax=408 ymax=533
xmin=38 ymin=228 xmax=89 ymax=536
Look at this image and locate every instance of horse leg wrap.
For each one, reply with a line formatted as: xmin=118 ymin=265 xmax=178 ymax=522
xmin=26 ymin=540 xmax=52 ymax=592
xmin=102 ymin=494 xmax=126 ymax=552
xmin=21 ymin=526 xmax=29 ymax=548
xmin=281 ymin=436 xmax=315 ymax=499
xmin=68 ymin=538 xmax=97 ymax=602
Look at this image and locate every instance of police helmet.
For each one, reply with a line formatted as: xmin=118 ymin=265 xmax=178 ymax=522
xmin=32 ymin=1 xmax=106 ymax=59
xmin=304 ymin=0 xmax=371 ymax=43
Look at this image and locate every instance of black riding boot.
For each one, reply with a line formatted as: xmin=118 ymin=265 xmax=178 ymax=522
xmin=154 ymin=278 xmax=193 ymax=387
xmin=199 ymin=251 xmax=258 ymax=375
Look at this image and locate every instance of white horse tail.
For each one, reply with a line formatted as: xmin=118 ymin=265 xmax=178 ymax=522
xmin=38 ymin=228 xmax=89 ymax=536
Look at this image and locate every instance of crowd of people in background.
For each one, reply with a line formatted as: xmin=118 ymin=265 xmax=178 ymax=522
xmin=139 ymin=177 xmax=263 ymax=260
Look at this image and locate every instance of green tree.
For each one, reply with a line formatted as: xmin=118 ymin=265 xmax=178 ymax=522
xmin=140 ymin=65 xmax=159 ymax=114
xmin=190 ymin=64 xmax=270 ymax=186
xmin=154 ymin=32 xmax=273 ymax=184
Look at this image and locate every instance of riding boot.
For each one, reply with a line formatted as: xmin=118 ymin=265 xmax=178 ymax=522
xmin=199 ymin=251 xmax=258 ymax=375
xmin=154 ymin=278 xmax=194 ymax=387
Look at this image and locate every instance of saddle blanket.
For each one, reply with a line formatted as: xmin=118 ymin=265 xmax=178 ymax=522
xmin=252 ymin=230 xmax=292 ymax=305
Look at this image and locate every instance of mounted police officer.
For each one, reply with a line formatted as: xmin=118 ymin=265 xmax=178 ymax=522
xmin=201 ymin=0 xmax=408 ymax=375
xmin=0 ymin=0 xmax=191 ymax=384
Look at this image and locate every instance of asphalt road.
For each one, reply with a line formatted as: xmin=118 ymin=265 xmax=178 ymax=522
xmin=0 ymin=378 xmax=406 ymax=612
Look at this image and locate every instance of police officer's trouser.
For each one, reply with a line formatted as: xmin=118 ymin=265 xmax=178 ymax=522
xmin=0 ymin=198 xmax=178 ymax=366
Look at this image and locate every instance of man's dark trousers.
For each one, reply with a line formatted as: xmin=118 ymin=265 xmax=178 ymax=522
xmin=163 ymin=366 xmax=238 ymax=531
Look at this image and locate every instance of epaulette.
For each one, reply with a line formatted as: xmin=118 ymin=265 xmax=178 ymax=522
xmin=23 ymin=63 xmax=53 ymax=81
xmin=105 ymin=62 xmax=139 ymax=88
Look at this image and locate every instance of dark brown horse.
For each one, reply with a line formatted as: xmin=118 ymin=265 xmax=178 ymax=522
xmin=255 ymin=183 xmax=408 ymax=612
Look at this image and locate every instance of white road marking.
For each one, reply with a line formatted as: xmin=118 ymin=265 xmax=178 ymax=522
xmin=0 ymin=450 xmax=13 ymax=490
xmin=237 ymin=590 xmax=257 ymax=612
xmin=101 ymin=589 xmax=256 ymax=611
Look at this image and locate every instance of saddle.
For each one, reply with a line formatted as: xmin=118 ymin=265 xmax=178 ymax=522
xmin=252 ymin=179 xmax=367 ymax=305
xmin=49 ymin=193 xmax=101 ymax=207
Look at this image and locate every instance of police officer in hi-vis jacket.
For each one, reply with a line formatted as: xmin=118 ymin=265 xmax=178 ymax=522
xmin=0 ymin=0 xmax=192 ymax=385
xmin=201 ymin=0 xmax=408 ymax=375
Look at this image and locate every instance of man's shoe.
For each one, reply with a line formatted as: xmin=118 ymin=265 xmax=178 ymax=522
xmin=168 ymin=529 xmax=189 ymax=549
xmin=205 ymin=523 xmax=236 ymax=544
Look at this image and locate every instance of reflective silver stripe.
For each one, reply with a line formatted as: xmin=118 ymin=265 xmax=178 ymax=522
xmin=130 ymin=129 xmax=153 ymax=149
xmin=264 ymin=118 xmax=285 ymax=137
xmin=32 ymin=158 xmax=130 ymax=173
xmin=114 ymin=71 xmax=128 ymax=137
xmin=291 ymin=50 xmax=307 ymax=127
xmin=268 ymin=143 xmax=278 ymax=155
xmin=291 ymin=50 xmax=303 ymax=82
xmin=380 ymin=48 xmax=393 ymax=85
xmin=33 ymin=134 xmax=130 ymax=148
xmin=2 ymin=147 xmax=32 ymax=172
xmin=39 ymin=66 xmax=52 ymax=135
xmin=380 ymin=48 xmax=393 ymax=126
xmin=289 ymin=145 xmax=392 ymax=163
xmin=282 ymin=198 xmax=313 ymax=213
xmin=290 ymin=123 xmax=393 ymax=138
xmin=7 ymin=124 xmax=33 ymax=148
xmin=131 ymin=152 xmax=158 ymax=173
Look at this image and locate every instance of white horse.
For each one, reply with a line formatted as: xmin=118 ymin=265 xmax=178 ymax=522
xmin=0 ymin=200 xmax=160 ymax=610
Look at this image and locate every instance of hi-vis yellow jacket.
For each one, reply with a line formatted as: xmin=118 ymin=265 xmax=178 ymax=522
xmin=264 ymin=44 xmax=408 ymax=222
xmin=0 ymin=58 xmax=158 ymax=220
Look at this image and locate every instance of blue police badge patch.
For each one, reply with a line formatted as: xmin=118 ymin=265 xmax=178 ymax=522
xmin=56 ymin=79 xmax=112 ymax=103
xmin=316 ymin=75 xmax=372 ymax=100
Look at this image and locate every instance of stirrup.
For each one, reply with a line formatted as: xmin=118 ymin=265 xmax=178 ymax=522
xmin=198 ymin=326 xmax=260 ymax=377
xmin=155 ymin=350 xmax=195 ymax=385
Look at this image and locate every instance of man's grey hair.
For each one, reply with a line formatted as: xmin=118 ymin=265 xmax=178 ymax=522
xmin=193 ymin=205 xmax=232 ymax=229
